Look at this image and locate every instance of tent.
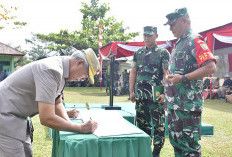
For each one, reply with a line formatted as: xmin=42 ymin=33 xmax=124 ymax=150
xmin=199 ymin=22 xmax=232 ymax=77
xmin=200 ymin=22 xmax=232 ymax=52
xmin=99 ymin=41 xmax=172 ymax=90
xmin=99 ymin=41 xmax=172 ymax=71
xmin=100 ymin=41 xmax=172 ymax=59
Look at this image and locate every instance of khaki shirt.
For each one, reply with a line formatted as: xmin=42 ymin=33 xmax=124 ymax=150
xmin=0 ymin=56 xmax=69 ymax=141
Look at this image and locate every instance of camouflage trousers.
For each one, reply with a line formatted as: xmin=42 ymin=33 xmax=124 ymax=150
xmin=136 ymin=98 xmax=165 ymax=154
xmin=167 ymin=109 xmax=202 ymax=157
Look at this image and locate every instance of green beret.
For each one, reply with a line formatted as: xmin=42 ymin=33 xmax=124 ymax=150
xmin=143 ymin=26 xmax=157 ymax=35
xmin=164 ymin=7 xmax=188 ymax=26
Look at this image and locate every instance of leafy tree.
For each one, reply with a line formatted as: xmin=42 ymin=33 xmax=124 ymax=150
xmin=13 ymin=46 xmax=32 ymax=67
xmin=0 ymin=3 xmax=27 ymax=29
xmin=35 ymin=30 xmax=77 ymax=51
xmin=33 ymin=0 xmax=139 ymax=55
xmin=14 ymin=55 xmax=32 ymax=68
xmin=25 ymin=35 xmax=51 ymax=61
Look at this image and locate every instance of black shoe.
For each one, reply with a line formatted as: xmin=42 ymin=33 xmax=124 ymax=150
xmin=153 ymin=153 xmax=160 ymax=157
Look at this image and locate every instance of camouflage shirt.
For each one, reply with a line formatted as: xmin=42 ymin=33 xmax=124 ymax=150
xmin=132 ymin=44 xmax=170 ymax=100
xmin=165 ymin=29 xmax=216 ymax=111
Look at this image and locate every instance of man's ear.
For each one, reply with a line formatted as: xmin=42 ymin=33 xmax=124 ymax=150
xmin=155 ymin=34 xmax=159 ymax=39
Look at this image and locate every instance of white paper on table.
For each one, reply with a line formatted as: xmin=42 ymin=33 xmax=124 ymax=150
xmin=72 ymin=109 xmax=87 ymax=120
xmin=79 ymin=110 xmax=143 ymax=137
xmin=77 ymin=110 xmax=91 ymax=122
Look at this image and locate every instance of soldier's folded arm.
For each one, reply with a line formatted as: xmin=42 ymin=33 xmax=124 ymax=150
xmin=185 ymin=60 xmax=217 ymax=81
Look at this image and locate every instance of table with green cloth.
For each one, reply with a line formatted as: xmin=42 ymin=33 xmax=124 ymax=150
xmin=64 ymin=103 xmax=136 ymax=124
xmin=52 ymin=103 xmax=152 ymax=157
xmin=62 ymin=103 xmax=214 ymax=136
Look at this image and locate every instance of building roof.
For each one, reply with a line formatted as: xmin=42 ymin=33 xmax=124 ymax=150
xmin=0 ymin=42 xmax=25 ymax=56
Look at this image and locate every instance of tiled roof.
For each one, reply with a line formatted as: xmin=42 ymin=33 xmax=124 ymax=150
xmin=0 ymin=42 xmax=25 ymax=56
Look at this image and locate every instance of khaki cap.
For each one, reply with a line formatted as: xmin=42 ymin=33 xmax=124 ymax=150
xmin=82 ymin=48 xmax=100 ymax=84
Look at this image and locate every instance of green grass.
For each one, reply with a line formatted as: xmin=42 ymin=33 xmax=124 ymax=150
xmin=63 ymin=87 xmax=131 ymax=103
xmin=32 ymin=87 xmax=232 ymax=157
xmin=32 ymin=115 xmax=52 ymax=157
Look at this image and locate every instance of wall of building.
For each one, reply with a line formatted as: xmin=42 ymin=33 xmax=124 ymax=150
xmin=0 ymin=56 xmax=14 ymax=73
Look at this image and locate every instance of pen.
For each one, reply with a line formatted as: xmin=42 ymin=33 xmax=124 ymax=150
xmin=85 ymin=102 xmax=90 ymax=110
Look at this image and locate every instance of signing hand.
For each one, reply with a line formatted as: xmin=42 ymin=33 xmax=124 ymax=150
xmin=67 ymin=109 xmax=80 ymax=119
xmin=80 ymin=120 xmax=98 ymax=133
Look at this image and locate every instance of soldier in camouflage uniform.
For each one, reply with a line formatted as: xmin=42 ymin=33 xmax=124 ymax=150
xmin=114 ymin=71 xmax=121 ymax=95
xmin=129 ymin=26 xmax=170 ymax=157
xmin=121 ymin=70 xmax=130 ymax=95
xmin=164 ymin=8 xmax=217 ymax=157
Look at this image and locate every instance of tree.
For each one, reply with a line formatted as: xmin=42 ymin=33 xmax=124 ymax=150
xmin=33 ymin=0 xmax=139 ymax=55
xmin=0 ymin=3 xmax=26 ymax=29
xmin=14 ymin=55 xmax=32 ymax=68
xmin=25 ymin=34 xmax=52 ymax=61
xmin=13 ymin=46 xmax=32 ymax=67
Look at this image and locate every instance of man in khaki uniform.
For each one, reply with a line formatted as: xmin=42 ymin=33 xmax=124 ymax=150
xmin=0 ymin=48 xmax=99 ymax=157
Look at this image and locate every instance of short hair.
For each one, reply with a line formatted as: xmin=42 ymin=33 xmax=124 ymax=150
xmin=71 ymin=50 xmax=88 ymax=67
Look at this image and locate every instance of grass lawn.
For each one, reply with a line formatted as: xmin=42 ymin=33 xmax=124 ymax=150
xmin=32 ymin=87 xmax=232 ymax=157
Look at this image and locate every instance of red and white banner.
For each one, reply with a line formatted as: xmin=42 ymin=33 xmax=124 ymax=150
xmin=200 ymin=22 xmax=232 ymax=52
xmin=100 ymin=41 xmax=172 ymax=59
xmin=99 ymin=24 xmax=103 ymax=90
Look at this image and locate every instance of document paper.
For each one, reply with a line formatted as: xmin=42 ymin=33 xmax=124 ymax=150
xmin=79 ymin=110 xmax=143 ymax=137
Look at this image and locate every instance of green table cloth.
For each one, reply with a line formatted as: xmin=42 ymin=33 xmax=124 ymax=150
xmin=52 ymin=119 xmax=152 ymax=157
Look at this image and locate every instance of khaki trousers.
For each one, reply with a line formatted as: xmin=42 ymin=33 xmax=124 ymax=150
xmin=0 ymin=132 xmax=32 ymax=157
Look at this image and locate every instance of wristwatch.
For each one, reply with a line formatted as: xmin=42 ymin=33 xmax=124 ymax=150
xmin=182 ymin=75 xmax=188 ymax=83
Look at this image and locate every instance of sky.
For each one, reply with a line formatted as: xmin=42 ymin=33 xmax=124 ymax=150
xmin=0 ymin=0 xmax=231 ymax=50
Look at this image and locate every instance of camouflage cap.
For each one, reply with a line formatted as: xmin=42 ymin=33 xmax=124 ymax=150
xmin=164 ymin=7 xmax=188 ymax=26
xmin=143 ymin=26 xmax=157 ymax=35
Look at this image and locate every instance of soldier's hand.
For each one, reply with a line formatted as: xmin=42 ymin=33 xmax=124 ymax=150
xmin=67 ymin=109 xmax=79 ymax=119
xmin=157 ymin=94 xmax=165 ymax=104
xmin=80 ymin=120 xmax=98 ymax=133
xmin=167 ymin=74 xmax=182 ymax=85
xmin=130 ymin=92 xmax=136 ymax=103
